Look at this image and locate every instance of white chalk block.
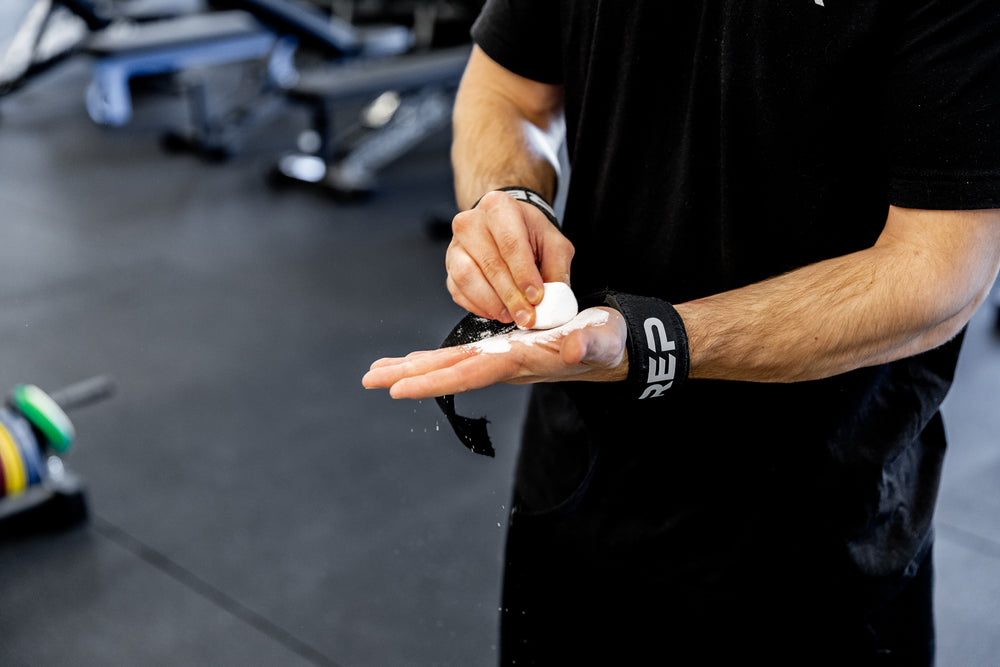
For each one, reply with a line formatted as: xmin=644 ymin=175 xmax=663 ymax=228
xmin=521 ymin=282 xmax=579 ymax=330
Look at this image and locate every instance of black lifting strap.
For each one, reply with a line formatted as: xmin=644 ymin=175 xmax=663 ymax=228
xmin=435 ymin=313 xmax=517 ymax=458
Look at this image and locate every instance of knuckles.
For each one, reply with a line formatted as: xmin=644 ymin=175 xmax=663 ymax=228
xmin=476 ymin=190 xmax=514 ymax=211
xmin=494 ymin=230 xmax=525 ymax=263
xmin=475 ymin=253 xmax=509 ymax=282
xmin=445 ymin=252 xmax=477 ymax=289
xmin=554 ymin=234 xmax=575 ymax=256
xmin=451 ymin=208 xmax=477 ymax=235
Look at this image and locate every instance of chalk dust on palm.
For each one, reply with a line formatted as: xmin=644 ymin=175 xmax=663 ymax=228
xmin=466 ymin=309 xmax=610 ymax=354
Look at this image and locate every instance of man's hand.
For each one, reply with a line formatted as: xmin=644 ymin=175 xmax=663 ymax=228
xmin=446 ymin=191 xmax=575 ymax=329
xmin=362 ymin=307 xmax=628 ymax=399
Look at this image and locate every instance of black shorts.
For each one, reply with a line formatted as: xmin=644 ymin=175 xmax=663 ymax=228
xmin=499 ymin=385 xmax=936 ymax=666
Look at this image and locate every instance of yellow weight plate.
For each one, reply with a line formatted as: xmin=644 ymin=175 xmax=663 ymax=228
xmin=0 ymin=423 xmax=26 ymax=495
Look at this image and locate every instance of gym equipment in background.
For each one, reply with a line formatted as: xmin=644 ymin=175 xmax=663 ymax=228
xmin=268 ymin=1 xmax=482 ymax=196
xmin=2 ymin=1 xmax=415 ymax=158
xmin=273 ymin=42 xmax=470 ymax=196
xmin=209 ymin=0 xmax=413 ymax=58
xmin=0 ymin=376 xmax=115 ymax=538
xmin=86 ymin=0 xmax=414 ymax=158
xmin=82 ymin=8 xmax=286 ymax=130
xmin=3 ymin=1 xmax=480 ymax=193
xmin=0 ymin=0 xmax=205 ymax=100
xmin=91 ymin=0 xmax=478 ymax=187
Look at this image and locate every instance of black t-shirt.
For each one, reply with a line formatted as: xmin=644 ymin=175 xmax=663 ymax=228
xmin=474 ymin=0 xmax=1000 ymax=299
xmin=470 ymin=0 xmax=1000 ymax=653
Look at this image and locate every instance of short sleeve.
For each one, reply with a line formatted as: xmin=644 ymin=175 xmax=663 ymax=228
xmin=885 ymin=0 xmax=1000 ymax=210
xmin=470 ymin=0 xmax=563 ymax=84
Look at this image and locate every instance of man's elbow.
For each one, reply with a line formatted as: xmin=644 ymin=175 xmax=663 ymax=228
xmin=913 ymin=265 xmax=997 ymax=354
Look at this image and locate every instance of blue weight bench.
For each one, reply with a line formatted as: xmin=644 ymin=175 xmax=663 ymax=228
xmin=79 ymin=1 xmax=413 ymax=157
xmin=82 ymin=10 xmax=285 ymax=127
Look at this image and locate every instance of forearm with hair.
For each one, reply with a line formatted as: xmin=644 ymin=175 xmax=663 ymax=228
xmin=451 ymin=52 xmax=564 ymax=210
xmin=674 ymin=208 xmax=1000 ymax=383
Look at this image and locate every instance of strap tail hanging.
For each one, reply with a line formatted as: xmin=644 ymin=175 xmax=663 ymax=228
xmin=434 ymin=393 xmax=495 ymax=457
xmin=435 ymin=313 xmax=517 ymax=457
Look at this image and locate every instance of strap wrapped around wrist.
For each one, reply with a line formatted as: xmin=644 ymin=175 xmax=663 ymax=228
xmin=477 ymin=187 xmax=560 ymax=227
xmin=601 ymin=291 xmax=690 ymax=400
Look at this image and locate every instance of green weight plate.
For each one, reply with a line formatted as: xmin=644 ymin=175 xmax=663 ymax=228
xmin=11 ymin=385 xmax=75 ymax=453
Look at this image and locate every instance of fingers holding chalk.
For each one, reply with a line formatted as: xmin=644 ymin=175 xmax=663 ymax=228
xmin=521 ymin=282 xmax=578 ymax=330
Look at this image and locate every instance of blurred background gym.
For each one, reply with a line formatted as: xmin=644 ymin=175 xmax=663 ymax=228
xmin=0 ymin=2 xmax=998 ymax=665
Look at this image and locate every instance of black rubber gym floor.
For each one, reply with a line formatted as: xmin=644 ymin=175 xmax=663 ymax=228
xmin=1 ymin=53 xmax=998 ymax=667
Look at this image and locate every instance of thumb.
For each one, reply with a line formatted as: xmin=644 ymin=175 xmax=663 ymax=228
xmin=561 ymin=313 xmax=627 ymax=370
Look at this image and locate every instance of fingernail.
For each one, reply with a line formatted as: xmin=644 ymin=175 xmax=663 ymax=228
xmin=515 ymin=310 xmax=532 ymax=328
xmin=525 ymin=285 xmax=541 ymax=304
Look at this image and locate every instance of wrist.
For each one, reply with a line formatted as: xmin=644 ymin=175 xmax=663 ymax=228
xmin=601 ymin=292 xmax=690 ymax=399
xmin=476 ymin=186 xmax=560 ymax=227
